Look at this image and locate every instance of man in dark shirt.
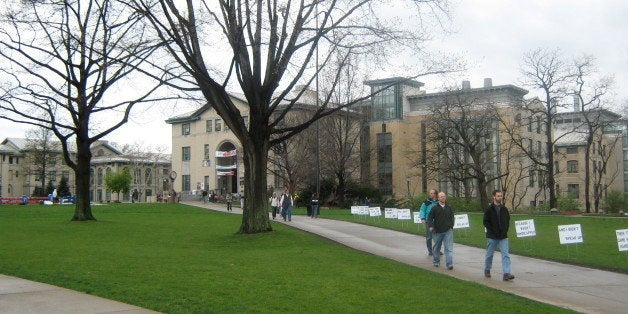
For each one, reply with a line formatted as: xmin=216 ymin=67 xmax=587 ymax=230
xmin=427 ymin=192 xmax=455 ymax=270
xmin=483 ymin=190 xmax=515 ymax=281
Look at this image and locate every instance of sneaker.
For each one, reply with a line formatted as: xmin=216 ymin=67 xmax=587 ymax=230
xmin=439 ymin=252 xmax=443 ymax=256
xmin=428 ymin=252 xmax=433 ymax=256
xmin=484 ymin=270 xmax=491 ymax=278
xmin=503 ymin=273 xmax=515 ymax=281
xmin=433 ymin=263 xmax=439 ymax=267
xmin=447 ymin=266 xmax=453 ymax=270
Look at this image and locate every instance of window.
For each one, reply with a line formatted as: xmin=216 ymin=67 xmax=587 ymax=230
xmin=204 ymin=176 xmax=209 ymax=191
xmin=527 ymin=117 xmax=533 ymax=132
xmin=242 ymin=116 xmax=249 ymax=129
xmin=204 ymin=144 xmax=210 ymax=159
xmin=371 ymin=85 xmax=401 ymax=121
xmin=536 ymin=116 xmax=541 ymax=134
xmin=536 ymin=141 xmax=542 ymax=157
xmin=145 ymin=168 xmax=152 ymax=185
xmin=90 ymin=169 xmax=94 ymax=185
xmin=62 ymin=171 xmax=70 ymax=180
xmin=182 ymin=123 xmax=191 ymax=135
xmin=49 ymin=171 xmax=57 ymax=182
xmin=566 ymin=146 xmax=578 ymax=154
xmin=567 ymin=160 xmax=578 ymax=173
xmin=206 ymin=120 xmax=212 ymax=133
xmin=182 ymin=146 xmax=191 ymax=161
xmin=48 ymin=156 xmax=56 ymax=167
xmin=97 ymin=168 xmax=103 ymax=185
xmin=377 ymin=133 xmax=393 ymax=195
xmin=133 ymin=168 xmax=141 ymax=184
xmin=215 ymin=119 xmax=222 ymax=132
xmin=567 ymin=184 xmax=580 ymax=199
xmin=554 ymin=161 xmax=559 ymax=174
xmin=528 ymin=170 xmax=535 ymax=187
xmin=182 ymin=174 xmax=191 ymax=191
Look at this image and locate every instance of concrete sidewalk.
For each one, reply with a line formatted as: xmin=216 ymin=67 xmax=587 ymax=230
xmin=0 ymin=274 xmax=158 ymax=314
xmin=189 ymin=201 xmax=628 ymax=314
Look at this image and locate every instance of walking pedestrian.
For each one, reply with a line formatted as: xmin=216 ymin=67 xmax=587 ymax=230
xmin=484 ymin=190 xmax=515 ymax=281
xmin=427 ymin=192 xmax=455 ymax=270
xmin=226 ymin=193 xmax=233 ymax=211
xmin=269 ymin=193 xmax=280 ymax=220
xmin=310 ymin=193 xmax=319 ymax=218
xmin=419 ymin=189 xmax=440 ymax=256
xmin=280 ymin=189 xmax=293 ymax=222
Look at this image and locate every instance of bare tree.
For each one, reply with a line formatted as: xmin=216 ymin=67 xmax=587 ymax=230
xmin=571 ymin=55 xmax=616 ymax=213
xmin=0 ymin=0 xmax=176 ymax=220
xmin=318 ymin=62 xmax=366 ymax=205
xmin=23 ymin=127 xmax=59 ymax=196
xmin=268 ymin=111 xmax=314 ymax=195
xmin=129 ymin=0 xmax=454 ymax=233
xmin=516 ymin=48 xmax=574 ymax=210
xmin=425 ymin=91 xmax=502 ymax=208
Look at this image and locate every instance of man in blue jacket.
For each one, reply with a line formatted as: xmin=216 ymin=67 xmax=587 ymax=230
xmin=483 ymin=190 xmax=515 ymax=281
xmin=418 ymin=189 xmax=438 ymax=256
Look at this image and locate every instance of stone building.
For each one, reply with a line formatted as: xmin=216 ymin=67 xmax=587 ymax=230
xmin=361 ymin=77 xmax=548 ymax=210
xmin=0 ymin=137 xmax=170 ymax=202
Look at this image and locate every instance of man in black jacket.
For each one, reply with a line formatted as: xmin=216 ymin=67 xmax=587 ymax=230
xmin=483 ymin=190 xmax=515 ymax=281
xmin=427 ymin=192 xmax=455 ymax=270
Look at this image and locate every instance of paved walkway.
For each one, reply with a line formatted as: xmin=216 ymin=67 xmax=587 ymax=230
xmin=1 ymin=201 xmax=626 ymax=313
xmin=189 ymin=201 xmax=627 ymax=314
xmin=0 ymin=273 xmax=158 ymax=314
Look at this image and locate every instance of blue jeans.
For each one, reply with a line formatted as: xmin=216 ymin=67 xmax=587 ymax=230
xmin=485 ymin=238 xmax=511 ymax=274
xmin=425 ymin=227 xmax=433 ymax=255
xmin=311 ymin=205 xmax=319 ymax=217
xmin=432 ymin=229 xmax=453 ymax=267
xmin=283 ymin=205 xmax=292 ymax=221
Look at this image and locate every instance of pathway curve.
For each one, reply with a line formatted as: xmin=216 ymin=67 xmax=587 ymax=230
xmin=188 ymin=201 xmax=628 ymax=314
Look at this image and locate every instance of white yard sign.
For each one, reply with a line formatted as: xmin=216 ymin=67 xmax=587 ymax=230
xmin=558 ymin=224 xmax=583 ymax=244
xmin=359 ymin=206 xmax=370 ymax=216
xmin=413 ymin=212 xmax=421 ymax=224
xmin=616 ymin=229 xmax=628 ymax=252
xmin=384 ymin=208 xmax=398 ymax=219
xmin=350 ymin=206 xmax=360 ymax=215
xmin=515 ymin=219 xmax=537 ymax=237
xmin=397 ymin=208 xmax=412 ymax=220
xmin=369 ymin=207 xmax=382 ymax=217
xmin=453 ymin=214 xmax=470 ymax=229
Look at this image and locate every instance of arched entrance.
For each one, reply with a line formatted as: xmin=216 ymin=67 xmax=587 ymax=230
xmin=215 ymin=142 xmax=238 ymax=196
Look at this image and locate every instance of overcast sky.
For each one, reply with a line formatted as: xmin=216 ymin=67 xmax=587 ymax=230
xmin=1 ymin=0 xmax=626 ymax=151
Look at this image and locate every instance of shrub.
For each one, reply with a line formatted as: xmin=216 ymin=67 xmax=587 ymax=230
xmin=604 ymin=190 xmax=625 ymax=213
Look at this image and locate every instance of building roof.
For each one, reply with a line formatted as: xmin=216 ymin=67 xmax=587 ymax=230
xmin=0 ymin=143 xmax=16 ymax=154
xmin=407 ymin=84 xmax=528 ymax=100
xmin=165 ymin=93 xmax=249 ymax=124
xmin=364 ymin=77 xmax=424 ymax=88
xmin=554 ymin=128 xmax=587 ymax=146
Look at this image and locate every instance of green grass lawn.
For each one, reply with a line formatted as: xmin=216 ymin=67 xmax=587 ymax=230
xmin=0 ymin=203 xmax=571 ymax=313
xmin=303 ymin=207 xmax=628 ymax=273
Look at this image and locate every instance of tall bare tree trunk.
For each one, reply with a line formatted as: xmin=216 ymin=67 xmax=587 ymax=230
xmin=238 ymin=139 xmax=272 ymax=233
xmin=72 ymin=138 xmax=95 ymax=221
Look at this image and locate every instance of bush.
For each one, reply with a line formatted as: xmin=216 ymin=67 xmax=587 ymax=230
xmin=557 ymin=193 xmax=580 ymax=212
xmin=604 ymin=190 xmax=625 ymax=213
